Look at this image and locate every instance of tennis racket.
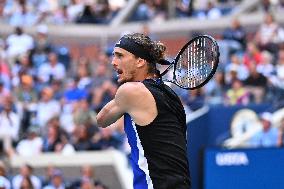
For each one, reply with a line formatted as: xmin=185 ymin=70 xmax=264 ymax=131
xmin=158 ymin=35 xmax=219 ymax=90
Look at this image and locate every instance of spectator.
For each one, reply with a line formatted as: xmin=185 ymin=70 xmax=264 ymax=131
xmin=225 ymin=54 xmax=249 ymax=82
xmin=91 ymin=63 xmax=117 ymax=112
xmin=54 ymin=132 xmax=75 ymax=155
xmin=263 ymin=47 xmax=284 ymax=107
xmin=225 ymin=64 xmax=238 ymax=87
xmin=243 ymin=42 xmax=263 ymax=68
xmin=95 ymin=0 xmax=113 ymax=24
xmin=63 ymin=78 xmax=88 ymax=103
xmin=249 ymin=112 xmax=278 ymax=148
xmin=259 ymin=0 xmax=273 ymax=12
xmin=52 ymin=5 xmax=72 ymax=25
xmin=257 ymin=50 xmax=275 ymax=77
xmin=72 ymin=123 xmax=100 ymax=151
xmin=71 ymin=165 xmax=101 ymax=189
xmin=79 ymin=177 xmax=93 ymax=189
xmin=0 ymin=52 xmax=12 ymax=90
xmin=151 ymin=0 xmax=168 ymax=22
xmin=60 ymin=79 xmax=88 ymax=135
xmin=131 ymin=0 xmax=152 ymax=21
xmin=73 ymin=98 xmax=97 ymax=127
xmin=0 ymin=81 xmax=10 ymax=106
xmin=218 ymin=18 xmax=246 ymax=64
xmin=108 ymin=0 xmax=127 ymax=16
xmin=175 ymin=0 xmax=194 ymax=17
xmin=14 ymin=74 xmax=38 ymax=134
xmin=0 ymin=176 xmax=11 ymax=189
xmin=182 ymin=88 xmax=205 ymax=112
xmin=132 ymin=0 xmax=168 ymax=22
xmin=30 ymin=25 xmax=53 ymax=69
xmin=0 ymin=161 xmax=11 ymax=189
xmin=3 ymin=0 xmax=37 ymax=26
xmin=5 ymin=26 xmax=34 ymax=66
xmin=197 ymin=1 xmax=222 ymax=20
xmin=19 ymin=176 xmax=35 ymax=189
xmin=75 ymin=4 xmax=97 ymax=24
xmin=50 ymin=80 xmax=64 ymax=101
xmin=43 ymin=169 xmax=65 ymax=189
xmin=273 ymin=48 xmax=284 ymax=88
xmin=0 ymin=95 xmax=20 ymax=154
xmin=34 ymin=0 xmax=53 ymax=24
xmin=11 ymin=53 xmax=36 ymax=88
xmin=67 ymin=0 xmax=84 ymax=22
xmin=36 ymin=87 xmax=61 ymax=128
xmin=12 ymin=126 xmax=43 ymax=157
xmin=223 ymin=18 xmax=247 ymax=50
xmin=42 ymin=116 xmax=63 ymax=152
xmin=204 ymin=71 xmax=227 ymax=105
xmin=12 ymin=164 xmax=42 ymax=189
xmin=244 ymin=63 xmax=268 ymax=103
xmin=37 ymin=52 xmax=66 ymax=85
xmin=76 ymin=58 xmax=93 ymax=91
xmin=41 ymin=165 xmax=56 ymax=187
xmin=225 ymin=79 xmax=250 ymax=106
xmin=254 ymin=13 xmax=283 ymax=58
xmin=94 ymin=127 xmax=125 ymax=150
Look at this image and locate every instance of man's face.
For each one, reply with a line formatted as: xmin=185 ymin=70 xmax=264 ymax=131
xmin=261 ymin=119 xmax=271 ymax=132
xmin=112 ymin=47 xmax=138 ymax=83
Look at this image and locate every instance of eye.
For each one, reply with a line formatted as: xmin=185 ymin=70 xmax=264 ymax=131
xmin=113 ymin=52 xmax=123 ymax=59
xmin=117 ymin=54 xmax=123 ymax=59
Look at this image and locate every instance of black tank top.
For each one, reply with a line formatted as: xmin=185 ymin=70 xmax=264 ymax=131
xmin=124 ymin=79 xmax=191 ymax=189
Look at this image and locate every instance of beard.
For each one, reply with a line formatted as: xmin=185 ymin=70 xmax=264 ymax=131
xmin=117 ymin=69 xmax=136 ymax=85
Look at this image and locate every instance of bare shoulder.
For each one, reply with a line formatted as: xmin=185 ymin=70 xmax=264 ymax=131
xmin=116 ymin=82 xmax=148 ymax=98
xmin=115 ymin=82 xmax=151 ymax=111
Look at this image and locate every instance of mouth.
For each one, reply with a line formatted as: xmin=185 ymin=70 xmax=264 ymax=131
xmin=116 ymin=69 xmax=123 ymax=77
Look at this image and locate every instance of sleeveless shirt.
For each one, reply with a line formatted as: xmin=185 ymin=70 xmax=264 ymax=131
xmin=124 ymin=79 xmax=191 ymax=189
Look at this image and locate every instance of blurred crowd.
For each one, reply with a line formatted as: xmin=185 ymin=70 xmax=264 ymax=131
xmin=1 ymin=0 xmax=284 ymax=26
xmin=0 ymin=23 xmax=127 ymax=158
xmin=178 ymin=12 xmax=284 ymax=111
xmin=0 ymin=22 xmax=123 ymax=189
xmin=0 ymin=0 xmax=283 ymax=188
xmin=0 ymin=0 xmax=127 ymax=25
xmin=0 ymin=162 xmax=109 ymax=189
xmin=175 ymin=12 xmax=284 ymax=149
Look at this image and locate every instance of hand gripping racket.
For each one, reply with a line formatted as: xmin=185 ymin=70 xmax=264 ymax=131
xmin=158 ymin=35 xmax=219 ymax=90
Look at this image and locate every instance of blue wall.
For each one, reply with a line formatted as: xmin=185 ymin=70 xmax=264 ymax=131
xmin=204 ymin=148 xmax=284 ymax=189
xmin=187 ymin=104 xmax=270 ymax=189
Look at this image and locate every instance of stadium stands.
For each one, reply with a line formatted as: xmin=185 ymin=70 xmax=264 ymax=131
xmin=0 ymin=0 xmax=284 ymax=189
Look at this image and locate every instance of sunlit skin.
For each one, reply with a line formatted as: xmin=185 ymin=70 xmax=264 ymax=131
xmin=96 ymin=47 xmax=158 ymax=128
xmin=112 ymin=47 xmax=153 ymax=83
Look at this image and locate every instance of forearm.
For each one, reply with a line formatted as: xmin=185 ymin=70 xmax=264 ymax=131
xmin=96 ymin=100 xmax=124 ymax=128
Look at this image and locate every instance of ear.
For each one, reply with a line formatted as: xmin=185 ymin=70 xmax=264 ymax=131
xmin=136 ymin=58 xmax=147 ymax=68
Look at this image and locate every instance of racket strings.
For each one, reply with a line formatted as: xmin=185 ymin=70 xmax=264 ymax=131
xmin=175 ymin=37 xmax=216 ymax=88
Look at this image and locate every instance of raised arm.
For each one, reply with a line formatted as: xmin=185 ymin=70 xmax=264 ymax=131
xmin=96 ymin=82 xmax=135 ymax=128
xmin=96 ymin=82 xmax=157 ymax=128
xmin=96 ymin=99 xmax=124 ymax=128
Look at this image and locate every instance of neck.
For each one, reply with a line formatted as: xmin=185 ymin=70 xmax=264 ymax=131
xmin=134 ymin=71 xmax=156 ymax=82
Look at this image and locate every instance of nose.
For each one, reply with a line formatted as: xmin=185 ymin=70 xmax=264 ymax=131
xmin=111 ymin=56 xmax=118 ymax=67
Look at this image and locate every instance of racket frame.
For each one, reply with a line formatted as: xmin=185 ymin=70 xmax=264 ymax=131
xmin=160 ymin=35 xmax=219 ymax=90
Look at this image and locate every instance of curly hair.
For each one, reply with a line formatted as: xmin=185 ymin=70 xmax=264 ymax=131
xmin=123 ymin=33 xmax=167 ymax=74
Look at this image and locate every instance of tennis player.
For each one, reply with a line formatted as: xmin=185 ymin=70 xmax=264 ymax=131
xmin=96 ymin=33 xmax=191 ymax=189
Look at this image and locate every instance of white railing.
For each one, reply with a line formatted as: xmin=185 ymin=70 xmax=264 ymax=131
xmin=9 ymin=149 xmax=133 ymax=189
